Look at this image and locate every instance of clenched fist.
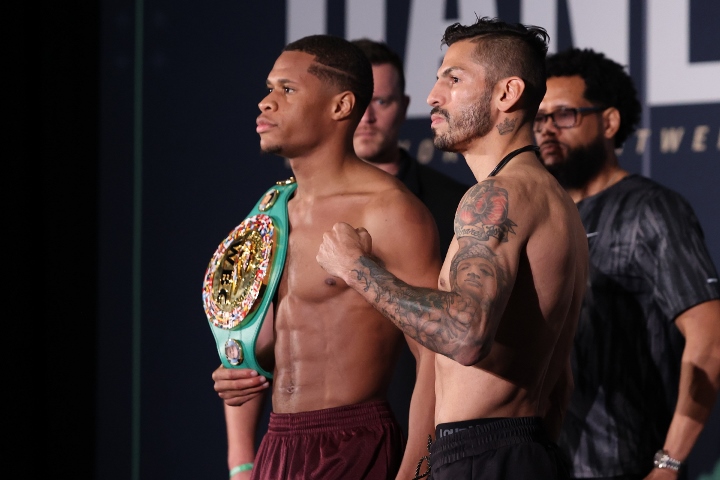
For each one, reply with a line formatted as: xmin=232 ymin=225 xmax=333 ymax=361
xmin=316 ymin=223 xmax=373 ymax=279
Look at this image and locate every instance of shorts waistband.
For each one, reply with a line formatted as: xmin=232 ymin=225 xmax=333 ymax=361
xmin=268 ymin=400 xmax=396 ymax=434
xmin=431 ymin=417 xmax=549 ymax=461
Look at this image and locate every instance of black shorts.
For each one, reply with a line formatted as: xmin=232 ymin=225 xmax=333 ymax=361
xmin=428 ymin=417 xmax=569 ymax=480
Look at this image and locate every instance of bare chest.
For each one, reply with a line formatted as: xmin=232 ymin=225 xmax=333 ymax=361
xmin=280 ymin=226 xmax=345 ymax=303
xmin=278 ymin=204 xmax=368 ymax=304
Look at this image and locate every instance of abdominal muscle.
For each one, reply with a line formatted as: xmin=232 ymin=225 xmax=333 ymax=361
xmin=270 ymin=289 xmax=404 ymax=414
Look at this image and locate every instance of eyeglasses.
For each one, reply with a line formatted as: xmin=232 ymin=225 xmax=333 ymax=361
xmin=533 ymin=106 xmax=606 ymax=132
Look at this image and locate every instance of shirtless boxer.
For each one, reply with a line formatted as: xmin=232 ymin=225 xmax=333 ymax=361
xmin=317 ymin=18 xmax=588 ymax=479
xmin=212 ymin=35 xmax=441 ymax=480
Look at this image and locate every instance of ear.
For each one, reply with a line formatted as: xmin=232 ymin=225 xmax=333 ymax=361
xmin=602 ymin=107 xmax=621 ymax=140
xmin=330 ymin=91 xmax=356 ymax=121
xmin=496 ymin=76 xmax=525 ymax=112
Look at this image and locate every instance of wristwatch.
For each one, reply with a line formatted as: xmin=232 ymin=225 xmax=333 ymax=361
xmin=653 ymin=449 xmax=682 ymax=471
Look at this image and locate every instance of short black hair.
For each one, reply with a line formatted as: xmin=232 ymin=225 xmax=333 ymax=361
xmin=546 ymin=48 xmax=641 ymax=149
xmin=284 ymin=34 xmax=374 ymax=119
xmin=351 ymin=38 xmax=405 ymax=94
xmin=441 ymin=16 xmax=549 ymax=116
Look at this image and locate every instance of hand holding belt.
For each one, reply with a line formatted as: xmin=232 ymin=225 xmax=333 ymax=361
xmin=202 ymin=177 xmax=296 ymax=378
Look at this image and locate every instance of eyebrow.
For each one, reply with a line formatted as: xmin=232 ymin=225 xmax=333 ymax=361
xmin=537 ymin=104 xmax=574 ymax=112
xmin=373 ymin=94 xmax=398 ymax=100
xmin=438 ymin=66 xmax=464 ymax=78
xmin=266 ymin=78 xmax=294 ymax=87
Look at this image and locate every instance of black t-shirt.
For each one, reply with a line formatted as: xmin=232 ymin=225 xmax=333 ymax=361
xmin=559 ymin=174 xmax=720 ymax=477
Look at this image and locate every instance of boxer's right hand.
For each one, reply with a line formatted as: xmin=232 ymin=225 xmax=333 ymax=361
xmin=212 ymin=365 xmax=270 ymax=406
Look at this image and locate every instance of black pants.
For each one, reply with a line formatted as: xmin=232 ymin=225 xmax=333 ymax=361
xmin=428 ymin=417 xmax=569 ymax=480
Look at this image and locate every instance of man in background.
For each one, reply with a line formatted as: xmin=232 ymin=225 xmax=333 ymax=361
xmin=351 ymin=38 xmax=469 ymax=257
xmin=535 ymin=47 xmax=720 ymax=479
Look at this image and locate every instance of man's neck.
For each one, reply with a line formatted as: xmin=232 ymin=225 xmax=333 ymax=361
xmin=462 ymin=129 xmax=537 ymax=180
xmin=287 ymin=144 xmax=361 ymax=198
xmin=568 ymin=161 xmax=629 ymax=204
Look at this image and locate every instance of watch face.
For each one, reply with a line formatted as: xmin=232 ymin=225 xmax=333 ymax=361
xmin=203 ymin=214 xmax=275 ymax=330
xmin=654 ymin=450 xmax=681 ymax=470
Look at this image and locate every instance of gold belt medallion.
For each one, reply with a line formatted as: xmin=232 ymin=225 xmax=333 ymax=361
xmin=202 ymin=214 xmax=274 ymax=330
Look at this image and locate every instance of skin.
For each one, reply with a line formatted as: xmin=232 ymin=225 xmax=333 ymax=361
xmin=317 ymin=39 xmax=589 ymax=439
xmin=212 ymin=50 xmax=441 ymax=480
xmin=536 ymin=74 xmax=720 ymax=480
xmin=353 ymin=63 xmax=410 ymax=175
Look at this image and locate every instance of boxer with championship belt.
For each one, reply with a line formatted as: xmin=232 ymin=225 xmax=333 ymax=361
xmin=202 ymin=177 xmax=296 ymax=378
xmin=212 ymin=35 xmax=442 ymax=480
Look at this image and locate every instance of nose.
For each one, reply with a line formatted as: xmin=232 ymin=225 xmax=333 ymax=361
xmin=535 ymin=115 xmax=559 ymax=140
xmin=258 ymin=93 xmax=277 ymax=112
xmin=466 ymin=268 xmax=481 ymax=279
xmin=536 ymin=115 xmax=551 ymax=131
xmin=360 ymin=103 xmax=376 ymax=124
xmin=426 ymin=80 xmax=442 ymax=107
xmin=535 ymin=111 xmax=562 ymax=133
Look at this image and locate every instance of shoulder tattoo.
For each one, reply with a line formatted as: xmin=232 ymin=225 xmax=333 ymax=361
xmin=454 ymin=180 xmax=516 ymax=243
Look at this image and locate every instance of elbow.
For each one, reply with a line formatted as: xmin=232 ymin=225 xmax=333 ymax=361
xmin=452 ymin=340 xmax=492 ymax=367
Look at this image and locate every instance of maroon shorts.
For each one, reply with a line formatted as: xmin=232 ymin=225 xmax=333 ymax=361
xmin=251 ymin=400 xmax=405 ymax=480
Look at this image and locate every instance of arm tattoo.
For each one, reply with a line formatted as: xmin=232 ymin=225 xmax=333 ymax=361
xmin=353 ymin=256 xmax=484 ymax=361
xmin=349 ymin=181 xmax=515 ymax=363
xmin=454 ymin=180 xmax=516 ymax=242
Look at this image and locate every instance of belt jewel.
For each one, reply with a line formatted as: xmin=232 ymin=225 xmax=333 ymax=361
xmin=202 ymin=177 xmax=296 ymax=377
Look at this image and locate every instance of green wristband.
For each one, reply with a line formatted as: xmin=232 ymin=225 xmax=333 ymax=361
xmin=229 ymin=463 xmax=253 ymax=477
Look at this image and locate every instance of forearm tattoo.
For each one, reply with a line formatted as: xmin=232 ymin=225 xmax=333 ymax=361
xmin=351 ymin=180 xmax=514 ymax=362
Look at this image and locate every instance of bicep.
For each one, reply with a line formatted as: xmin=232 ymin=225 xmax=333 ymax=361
xmin=448 ymin=180 xmax=532 ymax=325
xmin=452 ymin=179 xmax=526 ymax=279
xmin=675 ymin=300 xmax=720 ymax=359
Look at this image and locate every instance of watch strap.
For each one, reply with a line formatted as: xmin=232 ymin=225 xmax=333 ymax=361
xmin=653 ymin=449 xmax=682 ymax=471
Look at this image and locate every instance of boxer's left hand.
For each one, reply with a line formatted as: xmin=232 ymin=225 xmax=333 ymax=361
xmin=317 ymin=223 xmax=372 ymax=279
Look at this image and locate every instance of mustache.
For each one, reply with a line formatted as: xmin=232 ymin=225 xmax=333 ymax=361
xmin=430 ymin=106 xmax=449 ymax=119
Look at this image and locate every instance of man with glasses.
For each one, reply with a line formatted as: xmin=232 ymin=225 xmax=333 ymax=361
xmin=535 ymin=47 xmax=720 ymax=479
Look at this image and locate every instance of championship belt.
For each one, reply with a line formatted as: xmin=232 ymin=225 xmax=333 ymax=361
xmin=202 ymin=177 xmax=296 ymax=378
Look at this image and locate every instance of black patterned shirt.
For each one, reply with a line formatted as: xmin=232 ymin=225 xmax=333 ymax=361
xmin=559 ymin=174 xmax=720 ymax=478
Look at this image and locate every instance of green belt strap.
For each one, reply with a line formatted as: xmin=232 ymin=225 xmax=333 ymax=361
xmin=202 ymin=177 xmax=296 ymax=378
